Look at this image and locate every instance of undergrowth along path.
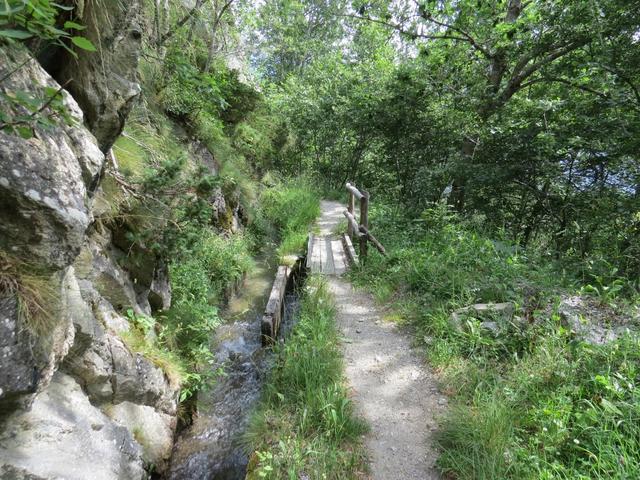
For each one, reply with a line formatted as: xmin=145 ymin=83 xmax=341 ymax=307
xmin=317 ymin=200 xmax=444 ymax=480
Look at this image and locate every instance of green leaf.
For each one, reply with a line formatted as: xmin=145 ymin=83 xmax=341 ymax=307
xmin=57 ymin=39 xmax=78 ymax=59
xmin=0 ymin=4 xmax=25 ymax=16
xmin=44 ymin=25 xmax=69 ymax=37
xmin=0 ymin=29 xmax=33 ymax=39
xmin=64 ymin=21 xmax=86 ymax=31
xmin=71 ymin=36 xmax=96 ymax=52
xmin=44 ymin=87 xmax=60 ymax=97
xmin=600 ymin=398 xmax=623 ymax=416
xmin=16 ymin=126 xmax=34 ymax=140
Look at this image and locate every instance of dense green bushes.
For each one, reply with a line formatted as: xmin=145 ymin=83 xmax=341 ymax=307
xmin=245 ymin=279 xmax=367 ymax=479
xmin=437 ymin=331 xmax=640 ymax=479
xmin=110 ymin=104 xmax=258 ymax=400
xmin=162 ymin=232 xmax=253 ymax=399
xmin=250 ymin=0 xmax=640 ymax=279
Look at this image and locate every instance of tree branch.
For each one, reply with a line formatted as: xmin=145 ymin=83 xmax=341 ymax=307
xmin=418 ymin=13 xmax=493 ymax=59
xmin=499 ymin=39 xmax=589 ymax=104
xmin=339 ymin=13 xmax=481 ymax=46
xmin=599 ymin=64 xmax=640 ymax=107
xmin=157 ymin=0 xmax=211 ymax=46
xmin=205 ymin=0 xmax=235 ymax=72
xmin=520 ymin=76 xmax=609 ymax=99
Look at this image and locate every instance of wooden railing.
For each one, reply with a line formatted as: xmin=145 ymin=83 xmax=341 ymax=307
xmin=343 ymin=182 xmax=386 ymax=262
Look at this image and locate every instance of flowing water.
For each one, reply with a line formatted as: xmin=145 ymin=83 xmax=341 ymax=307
xmin=167 ymin=253 xmax=302 ymax=480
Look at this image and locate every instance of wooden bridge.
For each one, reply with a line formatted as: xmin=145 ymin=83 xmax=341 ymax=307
xmin=262 ymin=182 xmax=385 ymax=343
xmin=307 ymin=182 xmax=385 ymax=276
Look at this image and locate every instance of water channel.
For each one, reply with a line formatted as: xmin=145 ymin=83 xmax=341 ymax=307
xmin=167 ymin=251 xmax=302 ymax=480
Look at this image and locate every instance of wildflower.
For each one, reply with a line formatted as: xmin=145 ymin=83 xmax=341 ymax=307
xmin=573 ymin=439 xmax=580 ymax=445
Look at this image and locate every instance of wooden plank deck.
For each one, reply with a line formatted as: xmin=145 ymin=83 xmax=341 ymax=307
xmin=308 ymin=235 xmax=350 ymax=275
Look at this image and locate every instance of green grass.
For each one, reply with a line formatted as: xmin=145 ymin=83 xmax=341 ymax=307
xmin=112 ymin=134 xmax=147 ymax=178
xmin=0 ymin=252 xmax=60 ymax=337
xmin=349 ymin=200 xmax=640 ymax=479
xmin=245 ymin=278 xmax=368 ymax=479
xmin=120 ymin=324 xmax=186 ymax=389
xmin=260 ymin=177 xmax=321 ymax=262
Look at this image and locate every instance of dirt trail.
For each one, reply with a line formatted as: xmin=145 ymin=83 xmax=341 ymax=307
xmin=318 ymin=200 xmax=444 ymax=480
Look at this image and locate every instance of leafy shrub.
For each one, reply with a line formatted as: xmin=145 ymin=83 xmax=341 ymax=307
xmin=159 ymin=230 xmax=253 ymax=399
xmin=0 ymin=1 xmax=95 ymax=51
xmin=159 ymin=46 xmax=227 ymax=120
xmin=0 ymin=1 xmax=96 ymax=138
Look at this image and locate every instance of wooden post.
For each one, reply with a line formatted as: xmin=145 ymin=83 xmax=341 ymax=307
xmin=347 ymin=190 xmax=355 ymax=237
xmin=261 ymin=266 xmax=290 ymax=345
xmin=342 ymin=233 xmax=359 ymax=266
xmin=359 ymin=190 xmax=369 ymax=260
xmin=359 ymin=226 xmax=386 ymax=256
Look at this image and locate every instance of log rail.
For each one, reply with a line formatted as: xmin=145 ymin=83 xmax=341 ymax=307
xmin=343 ymin=182 xmax=386 ymax=261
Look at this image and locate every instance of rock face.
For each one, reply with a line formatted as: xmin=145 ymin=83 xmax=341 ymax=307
xmin=0 ymin=297 xmax=39 ymax=416
xmin=0 ymin=269 xmax=76 ymax=419
xmin=61 ymin=265 xmax=179 ymax=415
xmin=74 ymin=230 xmax=151 ymax=315
xmin=0 ymin=36 xmax=179 ymax=478
xmin=0 ymin=373 xmax=145 ymax=480
xmin=107 ymin=401 xmax=176 ymax=471
xmin=0 ymin=46 xmax=105 ymax=271
xmin=56 ymin=0 xmax=144 ymax=151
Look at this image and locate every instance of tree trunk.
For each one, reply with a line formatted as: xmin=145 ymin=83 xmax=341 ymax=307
xmin=205 ymin=0 xmax=235 ymax=72
xmin=521 ymin=180 xmax=550 ymax=247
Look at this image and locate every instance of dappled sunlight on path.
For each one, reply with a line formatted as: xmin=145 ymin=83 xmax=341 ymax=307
xmin=316 ymin=200 xmax=444 ymax=479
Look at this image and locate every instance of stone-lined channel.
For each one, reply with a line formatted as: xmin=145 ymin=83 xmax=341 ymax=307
xmin=167 ymin=252 xmax=304 ymax=479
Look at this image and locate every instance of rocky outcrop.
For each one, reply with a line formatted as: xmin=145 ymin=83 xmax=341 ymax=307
xmin=107 ymin=401 xmax=176 ymax=471
xmin=74 ymin=230 xmax=151 ymax=315
xmin=0 ymin=38 xmax=180 ymax=478
xmin=5 ymin=265 xmax=181 ymax=476
xmin=449 ymin=302 xmax=516 ymax=334
xmin=0 ymin=46 xmax=104 ymax=272
xmin=149 ymin=261 xmax=172 ymax=312
xmin=0 ymin=269 xmax=76 ymax=419
xmin=56 ymin=0 xmax=144 ymax=152
xmin=0 ymin=373 xmax=145 ymax=480
xmin=558 ymin=295 xmax=636 ymax=345
xmin=61 ymin=264 xmax=179 ymax=414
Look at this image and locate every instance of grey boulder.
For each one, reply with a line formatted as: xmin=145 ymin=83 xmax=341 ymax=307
xmin=0 ymin=372 xmax=145 ymax=480
xmin=0 ymin=46 xmax=105 ymax=272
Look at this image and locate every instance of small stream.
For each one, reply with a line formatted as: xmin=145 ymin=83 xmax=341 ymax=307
xmin=167 ymin=252 xmax=302 ymax=480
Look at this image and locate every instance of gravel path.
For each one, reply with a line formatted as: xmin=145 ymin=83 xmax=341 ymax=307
xmin=317 ymin=200 xmax=444 ymax=480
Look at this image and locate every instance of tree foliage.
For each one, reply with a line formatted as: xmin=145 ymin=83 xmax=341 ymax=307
xmin=252 ymin=0 xmax=640 ymax=278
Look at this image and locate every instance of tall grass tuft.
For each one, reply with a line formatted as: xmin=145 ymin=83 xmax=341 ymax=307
xmin=260 ymin=176 xmax=321 ymax=261
xmin=245 ymin=278 xmax=368 ymax=479
xmin=0 ymin=252 xmax=60 ymax=337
